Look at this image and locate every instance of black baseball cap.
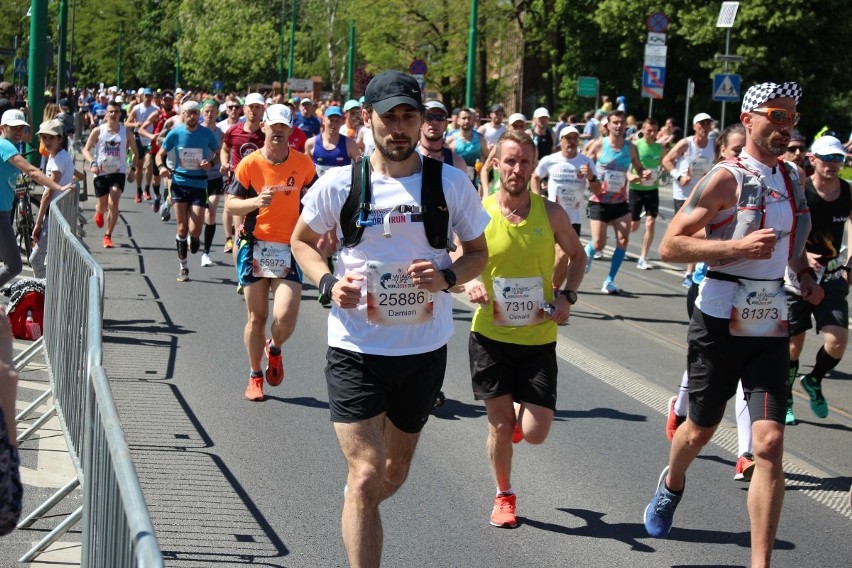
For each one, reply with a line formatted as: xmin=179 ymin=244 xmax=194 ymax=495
xmin=364 ymin=71 xmax=423 ymax=114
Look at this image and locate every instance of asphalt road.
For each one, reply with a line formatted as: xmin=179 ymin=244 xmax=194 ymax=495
xmin=4 ymin=177 xmax=850 ymax=567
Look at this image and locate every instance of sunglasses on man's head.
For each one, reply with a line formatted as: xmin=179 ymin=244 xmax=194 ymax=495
xmin=751 ymin=107 xmax=800 ymax=126
xmin=814 ymin=154 xmax=845 ymax=163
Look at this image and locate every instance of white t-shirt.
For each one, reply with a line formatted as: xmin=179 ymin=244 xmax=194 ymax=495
xmin=46 ymin=150 xmax=75 ymax=186
xmin=301 ymin=157 xmax=490 ymax=356
xmin=673 ymin=136 xmax=715 ymax=200
xmin=536 ymin=152 xmax=596 ymax=224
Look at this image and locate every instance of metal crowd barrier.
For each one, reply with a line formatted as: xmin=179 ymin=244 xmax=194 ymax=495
xmin=14 ymin=190 xmax=163 ymax=565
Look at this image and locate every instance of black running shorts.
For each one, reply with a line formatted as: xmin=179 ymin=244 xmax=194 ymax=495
xmin=628 ymin=188 xmax=659 ymax=221
xmin=686 ymin=310 xmax=787 ymax=427
xmin=787 ymin=278 xmax=849 ymax=336
xmin=587 ymin=201 xmax=630 ymax=223
xmin=93 ymin=173 xmax=126 ymax=198
xmin=469 ymin=332 xmax=558 ymax=410
xmin=325 ymin=345 xmax=447 ymax=434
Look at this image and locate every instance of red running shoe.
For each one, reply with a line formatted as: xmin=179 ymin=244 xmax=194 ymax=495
xmin=512 ymin=422 xmax=523 ymax=444
xmin=94 ymin=212 xmax=104 ymax=228
xmin=265 ymin=339 xmax=284 ymax=386
xmin=734 ymin=452 xmax=755 ymax=482
xmin=490 ymin=493 xmax=517 ymax=528
xmin=666 ymin=396 xmax=686 ymax=441
xmin=245 ymin=376 xmax=264 ymax=401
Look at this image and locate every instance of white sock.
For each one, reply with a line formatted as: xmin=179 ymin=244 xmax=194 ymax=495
xmin=674 ymin=369 xmax=689 ymax=416
xmin=735 ymin=381 xmax=752 ymax=456
xmin=497 ymin=488 xmax=514 ymax=497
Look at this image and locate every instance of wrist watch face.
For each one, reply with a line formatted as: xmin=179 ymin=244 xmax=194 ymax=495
xmin=443 ymin=269 xmax=456 ymax=288
xmin=563 ymin=290 xmax=578 ymax=304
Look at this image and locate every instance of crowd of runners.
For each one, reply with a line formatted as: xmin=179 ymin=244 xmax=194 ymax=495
xmin=0 ymin=73 xmax=849 ymax=566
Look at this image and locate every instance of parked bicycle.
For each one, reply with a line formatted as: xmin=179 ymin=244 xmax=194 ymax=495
xmin=12 ymin=172 xmax=39 ymax=261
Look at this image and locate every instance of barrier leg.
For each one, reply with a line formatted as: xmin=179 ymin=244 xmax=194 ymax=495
xmin=18 ymin=505 xmax=83 ymax=563
xmin=13 ymin=336 xmax=44 ymax=370
xmin=16 ymin=388 xmax=52 ymax=422
xmin=16 ymin=405 xmax=57 ymax=443
xmin=17 ymin=477 xmax=80 ymax=529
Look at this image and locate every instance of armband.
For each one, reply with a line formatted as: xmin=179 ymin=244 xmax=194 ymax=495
xmin=319 ymin=273 xmax=339 ymax=299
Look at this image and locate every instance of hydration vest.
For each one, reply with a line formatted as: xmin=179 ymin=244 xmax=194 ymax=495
xmin=705 ymin=157 xmax=810 ymax=266
xmin=341 ymin=156 xmax=450 ymax=250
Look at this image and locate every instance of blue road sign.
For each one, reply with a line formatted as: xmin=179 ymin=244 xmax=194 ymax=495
xmin=14 ymin=57 xmax=26 ymax=77
xmin=642 ymin=66 xmax=666 ymax=89
xmin=712 ymin=73 xmax=741 ymax=102
xmin=212 ymin=80 xmax=224 ymax=92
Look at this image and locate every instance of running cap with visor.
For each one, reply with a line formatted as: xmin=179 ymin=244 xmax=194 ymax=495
xmin=263 ymin=104 xmax=293 ymax=127
xmin=532 ymin=107 xmax=550 ymax=119
xmin=245 ymin=93 xmax=265 ymax=106
xmin=424 ymin=100 xmax=448 ymax=114
xmin=1 ymin=109 xmax=29 ymax=127
xmin=507 ymin=113 xmax=526 ymax=126
xmin=364 ymin=71 xmax=423 ymax=114
xmin=810 ymin=135 xmax=845 ymax=157
xmin=560 ymin=125 xmax=580 ymax=138
xmin=741 ymin=81 xmax=802 ymax=113
xmin=36 ymin=119 xmax=63 ymax=136
xmin=692 ymin=112 xmax=713 ymax=125
xmin=343 ymin=99 xmax=360 ymax=112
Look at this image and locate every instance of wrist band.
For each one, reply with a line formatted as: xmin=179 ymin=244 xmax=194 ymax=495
xmin=319 ymin=273 xmax=339 ymax=298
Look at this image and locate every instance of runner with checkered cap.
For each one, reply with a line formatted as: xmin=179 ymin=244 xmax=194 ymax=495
xmin=741 ymin=81 xmax=803 ymax=113
xmin=644 ymin=81 xmax=820 ymax=567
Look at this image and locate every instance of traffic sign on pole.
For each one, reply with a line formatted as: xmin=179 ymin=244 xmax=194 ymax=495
xmin=409 ymin=59 xmax=427 ymax=76
xmin=641 ymin=66 xmax=664 ymax=100
xmin=577 ymin=76 xmax=598 ymax=98
xmin=712 ymin=73 xmax=741 ymax=102
xmin=14 ymin=57 xmax=26 ymax=76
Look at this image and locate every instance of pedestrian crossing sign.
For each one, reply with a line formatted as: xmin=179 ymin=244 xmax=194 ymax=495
xmin=712 ymin=73 xmax=740 ymax=102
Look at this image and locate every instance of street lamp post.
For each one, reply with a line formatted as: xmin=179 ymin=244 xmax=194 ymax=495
xmin=465 ymin=0 xmax=478 ymax=107
xmin=286 ymin=0 xmax=296 ymax=98
xmin=117 ymin=21 xmax=123 ymax=90
xmin=715 ymin=2 xmax=740 ymax=129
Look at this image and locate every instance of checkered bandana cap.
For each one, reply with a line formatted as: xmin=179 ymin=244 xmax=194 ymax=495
xmin=741 ymin=81 xmax=802 ymax=113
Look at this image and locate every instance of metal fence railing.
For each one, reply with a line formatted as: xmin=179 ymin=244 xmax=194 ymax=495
xmin=14 ymin=189 xmax=163 ymax=566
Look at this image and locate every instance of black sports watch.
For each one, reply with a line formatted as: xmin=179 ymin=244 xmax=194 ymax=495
xmin=559 ymin=289 xmax=578 ymax=304
xmin=440 ymin=269 xmax=457 ymax=292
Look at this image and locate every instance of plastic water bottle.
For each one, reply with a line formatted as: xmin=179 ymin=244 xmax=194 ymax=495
xmin=26 ymin=309 xmax=42 ymax=340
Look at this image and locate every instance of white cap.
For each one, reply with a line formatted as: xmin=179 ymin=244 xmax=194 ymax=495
xmin=507 ymin=113 xmax=526 ymax=125
xmin=300 ymin=98 xmax=313 ymax=106
xmin=533 ymin=107 xmax=550 ymax=119
xmin=115 ymin=95 xmax=124 ymax=103
xmin=174 ymin=87 xmax=185 ymax=95
xmin=137 ymin=87 xmax=145 ymax=96
xmin=811 ymin=135 xmax=846 ymax=156
xmin=1 ymin=109 xmax=29 ymax=127
xmin=424 ymin=100 xmax=448 ymax=114
xmin=244 ymin=92 xmax=265 ymax=106
xmin=560 ymin=125 xmax=580 ymax=138
xmin=263 ymin=104 xmax=293 ymax=127
xmin=692 ymin=112 xmax=713 ymax=125
xmin=182 ymin=100 xmax=200 ymax=113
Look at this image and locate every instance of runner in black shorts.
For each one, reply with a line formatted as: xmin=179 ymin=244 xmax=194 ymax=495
xmin=628 ymin=190 xmax=659 ymax=221
xmin=326 ymin=346 xmax=446 ymax=432
xmin=200 ymin=101 xmax=226 ymax=267
xmin=588 ymin=200 xmax=630 ymax=223
xmin=786 ymin=135 xmax=852 ymax=422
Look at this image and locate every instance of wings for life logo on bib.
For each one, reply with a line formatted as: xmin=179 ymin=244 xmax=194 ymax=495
xmin=730 ymin=280 xmax=787 ymax=337
xmin=366 ymin=262 xmax=433 ymax=326
xmin=492 ymin=277 xmax=545 ymax=327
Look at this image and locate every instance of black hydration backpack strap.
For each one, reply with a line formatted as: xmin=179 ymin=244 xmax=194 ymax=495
xmin=341 ymin=156 xmax=372 ymax=247
xmin=421 ymin=156 xmax=449 ymax=250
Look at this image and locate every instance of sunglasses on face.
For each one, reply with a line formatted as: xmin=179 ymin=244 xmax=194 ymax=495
xmin=424 ymin=114 xmax=447 ymax=122
xmin=752 ymin=107 xmax=800 ymax=126
xmin=227 ymin=105 xmax=239 ymax=110
xmin=786 ymin=145 xmax=805 ymax=153
xmin=814 ymin=154 xmax=845 ymax=163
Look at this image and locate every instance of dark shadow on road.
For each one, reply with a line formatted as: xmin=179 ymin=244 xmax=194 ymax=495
xmin=431 ymin=397 xmax=487 ymax=421
xmin=523 ymin=507 xmax=795 ymax=553
xmin=793 ymin=418 xmax=852 ymax=434
xmin=265 ymin=395 xmax=330 ymax=410
xmin=552 ymin=407 xmax=647 ymax=422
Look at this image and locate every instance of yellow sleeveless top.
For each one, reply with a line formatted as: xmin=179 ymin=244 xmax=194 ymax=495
xmin=471 ymin=192 xmax=557 ymax=345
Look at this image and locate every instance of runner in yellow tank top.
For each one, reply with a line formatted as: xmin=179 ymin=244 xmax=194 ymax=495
xmin=461 ymin=130 xmax=587 ymax=529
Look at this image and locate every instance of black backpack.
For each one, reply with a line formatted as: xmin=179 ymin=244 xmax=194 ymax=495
xmin=340 ymin=155 xmax=450 ymax=250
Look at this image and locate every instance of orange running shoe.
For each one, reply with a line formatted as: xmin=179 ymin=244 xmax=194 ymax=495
xmin=734 ymin=452 xmax=755 ymax=482
xmin=94 ymin=212 xmax=104 ymax=228
xmin=512 ymin=422 xmax=523 ymax=444
xmin=245 ymin=376 xmax=264 ymax=401
xmin=490 ymin=493 xmax=517 ymax=528
xmin=666 ymin=396 xmax=685 ymax=441
xmin=264 ymin=339 xmax=284 ymax=386
xmin=103 ymin=234 xmax=114 ymax=248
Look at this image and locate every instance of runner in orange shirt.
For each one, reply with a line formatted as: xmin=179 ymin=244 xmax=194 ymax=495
xmin=225 ymin=104 xmax=317 ymax=401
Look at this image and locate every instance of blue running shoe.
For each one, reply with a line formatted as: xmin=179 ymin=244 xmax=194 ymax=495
xmin=644 ymin=466 xmax=683 ymax=538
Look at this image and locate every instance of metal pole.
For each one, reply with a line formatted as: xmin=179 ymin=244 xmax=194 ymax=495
xmin=347 ymin=22 xmax=355 ymax=97
xmin=287 ymin=0 xmax=296 ymax=98
xmin=69 ymin=0 xmax=76 ymax=91
xmin=684 ymin=79 xmax=692 ymax=135
xmin=465 ymin=0 xmax=478 ymax=107
xmin=278 ymin=0 xmax=284 ymax=87
xmin=648 ymin=98 xmax=653 ymax=119
xmin=29 ymin=0 xmax=47 ymax=163
xmin=720 ymin=28 xmax=731 ymax=129
xmin=57 ymin=0 xmax=67 ymax=97
xmin=174 ymin=29 xmax=180 ymax=89
xmin=117 ymin=22 xmax=122 ymax=90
